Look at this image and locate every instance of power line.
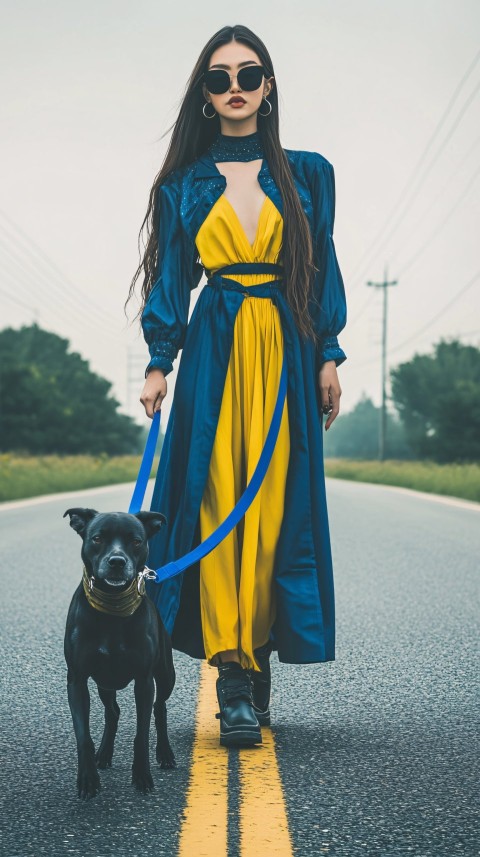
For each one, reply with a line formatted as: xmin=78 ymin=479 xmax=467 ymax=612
xmin=346 ymin=289 xmax=377 ymax=327
xmin=346 ymin=269 xmax=480 ymax=371
xmin=0 ymin=263 xmax=121 ymax=344
xmin=0 ymin=211 xmax=124 ymax=339
xmin=0 ymin=245 xmax=120 ymax=339
xmin=366 ymin=81 xmax=480 ymax=276
xmin=388 ymin=269 xmax=480 ymax=353
xmin=389 ymin=134 xmax=480 ymax=266
xmin=0 ymin=228 xmax=124 ymax=342
xmin=395 ymin=162 xmax=480 ymax=277
xmin=0 ymin=208 xmax=114 ymax=325
xmin=347 ymin=153 xmax=479 ymax=347
xmin=347 ymin=48 xmax=480 ymax=280
xmin=348 ymin=141 xmax=480 ymax=329
xmin=346 ymin=49 xmax=480 ymax=291
xmin=0 ymin=288 xmax=38 ymax=316
xmin=399 ymin=48 xmax=480 ymax=187
xmin=349 ymin=78 xmax=480 ymax=293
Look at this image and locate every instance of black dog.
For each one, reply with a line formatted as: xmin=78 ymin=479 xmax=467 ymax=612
xmin=63 ymin=507 xmax=176 ymax=800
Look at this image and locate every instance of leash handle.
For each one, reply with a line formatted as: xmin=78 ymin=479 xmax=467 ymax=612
xmin=128 ymin=409 xmax=161 ymax=514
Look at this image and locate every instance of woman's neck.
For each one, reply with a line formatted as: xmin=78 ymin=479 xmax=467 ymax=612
xmin=209 ymin=128 xmax=264 ymax=163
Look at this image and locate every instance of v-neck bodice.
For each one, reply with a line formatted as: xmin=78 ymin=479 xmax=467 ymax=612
xmin=220 ymin=193 xmax=270 ymax=253
xmin=195 ymin=192 xmax=284 ymax=285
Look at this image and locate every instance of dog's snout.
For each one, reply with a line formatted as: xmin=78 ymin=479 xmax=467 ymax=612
xmin=108 ymin=555 xmax=127 ymax=569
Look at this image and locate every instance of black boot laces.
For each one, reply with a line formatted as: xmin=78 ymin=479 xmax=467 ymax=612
xmin=216 ymin=667 xmax=254 ymax=713
xmin=221 ymin=679 xmax=252 ymax=705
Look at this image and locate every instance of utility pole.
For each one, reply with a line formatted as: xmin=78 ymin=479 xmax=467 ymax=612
xmin=366 ymin=264 xmax=398 ymax=461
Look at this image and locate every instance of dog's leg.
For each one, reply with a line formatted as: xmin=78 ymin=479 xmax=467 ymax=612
xmin=154 ymin=674 xmax=177 ymax=770
xmin=154 ymin=697 xmax=177 ymax=770
xmin=95 ymin=688 xmax=120 ymax=769
xmin=131 ymin=675 xmax=155 ymax=793
xmin=152 ymin=616 xmax=176 ymax=769
xmin=67 ymin=670 xmax=101 ymax=799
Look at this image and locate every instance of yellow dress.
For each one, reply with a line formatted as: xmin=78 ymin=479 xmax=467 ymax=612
xmin=194 ymin=193 xmax=290 ymax=673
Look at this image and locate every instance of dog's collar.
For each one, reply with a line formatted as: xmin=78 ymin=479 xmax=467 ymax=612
xmin=82 ymin=565 xmax=153 ymax=617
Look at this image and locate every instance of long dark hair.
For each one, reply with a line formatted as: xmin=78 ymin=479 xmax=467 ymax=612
xmin=124 ymin=24 xmax=318 ymax=344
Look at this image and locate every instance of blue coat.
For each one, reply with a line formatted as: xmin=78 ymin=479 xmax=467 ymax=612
xmin=141 ymin=147 xmax=347 ymax=664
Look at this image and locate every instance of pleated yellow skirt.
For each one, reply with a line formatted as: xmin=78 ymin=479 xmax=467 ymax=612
xmin=195 ymin=193 xmax=290 ymax=672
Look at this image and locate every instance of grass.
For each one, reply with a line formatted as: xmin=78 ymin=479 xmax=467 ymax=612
xmin=324 ymin=458 xmax=480 ymax=503
xmin=0 ymin=454 xmax=478 ymax=505
xmin=0 ymin=453 xmax=160 ymax=503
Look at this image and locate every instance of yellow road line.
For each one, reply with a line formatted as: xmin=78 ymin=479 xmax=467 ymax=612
xmin=177 ymin=660 xmax=229 ymax=856
xmin=239 ymin=725 xmax=294 ymax=855
xmin=177 ymin=659 xmax=294 ymax=856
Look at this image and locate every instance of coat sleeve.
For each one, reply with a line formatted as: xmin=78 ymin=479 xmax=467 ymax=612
xmin=141 ymin=176 xmax=202 ymax=378
xmin=307 ymin=153 xmax=347 ymax=371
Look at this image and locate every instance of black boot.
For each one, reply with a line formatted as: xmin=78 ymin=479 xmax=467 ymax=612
xmin=215 ymin=661 xmax=262 ymax=747
xmin=248 ymin=641 xmax=272 ymax=726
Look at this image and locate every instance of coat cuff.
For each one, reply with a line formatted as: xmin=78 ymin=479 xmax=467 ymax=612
xmin=144 ymin=340 xmax=177 ymax=378
xmin=316 ymin=335 xmax=347 ymax=372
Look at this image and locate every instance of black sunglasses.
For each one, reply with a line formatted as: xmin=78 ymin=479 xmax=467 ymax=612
xmin=203 ymin=65 xmax=266 ymax=95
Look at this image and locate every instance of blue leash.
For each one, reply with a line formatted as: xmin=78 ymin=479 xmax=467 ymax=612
xmin=129 ymin=264 xmax=287 ymax=585
xmin=129 ymin=351 xmax=287 ymax=584
xmin=128 ymin=411 xmax=162 ymax=518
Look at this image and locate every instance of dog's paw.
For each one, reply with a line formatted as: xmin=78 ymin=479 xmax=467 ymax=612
xmin=77 ymin=768 xmax=101 ymax=800
xmin=157 ymin=745 xmax=177 ymax=769
xmin=95 ymin=749 xmax=113 ymax=769
xmin=131 ymin=766 xmax=154 ymax=793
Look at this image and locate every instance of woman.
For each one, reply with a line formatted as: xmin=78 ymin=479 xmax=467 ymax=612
xmin=126 ymin=25 xmax=347 ymax=748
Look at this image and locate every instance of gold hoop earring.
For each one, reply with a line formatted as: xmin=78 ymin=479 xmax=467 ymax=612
xmin=258 ymin=96 xmax=272 ymax=117
xmin=203 ymin=102 xmax=217 ymax=119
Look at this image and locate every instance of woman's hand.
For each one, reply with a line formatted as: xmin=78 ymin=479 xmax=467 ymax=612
xmin=318 ymin=360 xmax=342 ymax=431
xmin=140 ymin=368 xmax=167 ymax=419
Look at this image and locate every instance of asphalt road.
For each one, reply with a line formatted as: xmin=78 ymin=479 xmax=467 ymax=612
xmin=0 ymin=478 xmax=478 ymax=857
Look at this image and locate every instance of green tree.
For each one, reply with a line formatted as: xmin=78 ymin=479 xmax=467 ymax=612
xmin=0 ymin=324 xmax=142 ymax=454
xmin=324 ymin=392 xmax=411 ymax=459
xmin=390 ymin=337 xmax=480 ymax=463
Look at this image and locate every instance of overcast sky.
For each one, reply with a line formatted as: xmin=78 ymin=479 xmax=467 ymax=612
xmin=1 ymin=0 xmax=479 ymax=429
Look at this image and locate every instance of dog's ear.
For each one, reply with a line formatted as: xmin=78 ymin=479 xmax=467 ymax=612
xmin=63 ymin=507 xmax=100 ymax=537
xmin=133 ymin=511 xmax=167 ymax=539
